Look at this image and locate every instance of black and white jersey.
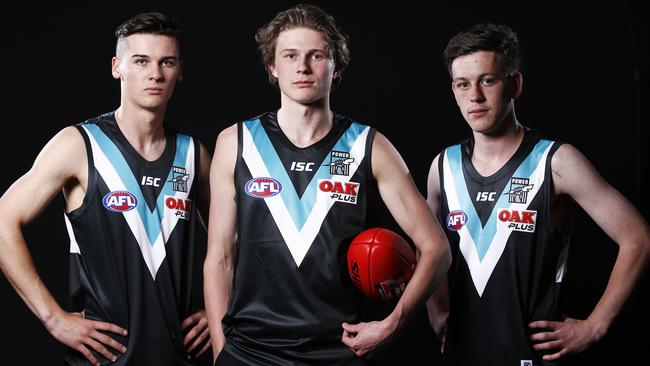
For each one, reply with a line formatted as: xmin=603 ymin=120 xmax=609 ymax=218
xmin=64 ymin=112 xmax=206 ymax=365
xmin=223 ymin=112 xmax=375 ymax=366
xmin=439 ymin=130 xmax=571 ymax=366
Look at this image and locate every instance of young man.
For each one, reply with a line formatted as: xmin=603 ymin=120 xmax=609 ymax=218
xmin=203 ymin=4 xmax=450 ymax=366
xmin=0 ymin=12 xmax=212 ymax=366
xmin=426 ymin=23 xmax=650 ymax=365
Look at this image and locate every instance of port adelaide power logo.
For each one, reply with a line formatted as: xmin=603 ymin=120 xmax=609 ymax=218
xmin=323 ymin=151 xmax=354 ymax=176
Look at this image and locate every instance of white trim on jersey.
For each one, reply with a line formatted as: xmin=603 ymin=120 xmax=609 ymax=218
xmin=83 ymin=126 xmax=195 ymax=279
xmin=443 ymin=142 xmax=554 ymax=296
xmin=242 ymin=124 xmax=370 ymax=267
xmin=65 ymin=214 xmax=81 ymax=254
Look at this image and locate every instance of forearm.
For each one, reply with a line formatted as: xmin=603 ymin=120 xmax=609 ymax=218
xmin=386 ymin=242 xmax=450 ymax=333
xmin=203 ymin=253 xmax=234 ymax=355
xmin=587 ymin=240 xmax=650 ymax=334
xmin=0 ymin=226 xmax=64 ymax=327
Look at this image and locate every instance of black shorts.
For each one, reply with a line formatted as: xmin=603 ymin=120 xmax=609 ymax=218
xmin=213 ymin=350 xmax=249 ymax=366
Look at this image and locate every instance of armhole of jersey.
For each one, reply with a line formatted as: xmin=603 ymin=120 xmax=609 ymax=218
xmin=365 ymin=127 xmax=377 ymax=181
xmin=437 ymin=149 xmax=447 ymax=223
xmin=192 ymin=135 xmax=201 ymax=196
xmin=66 ymin=124 xmax=96 ymax=220
xmin=235 ymin=122 xmax=244 ymax=198
xmin=544 ymin=141 xmax=574 ymax=234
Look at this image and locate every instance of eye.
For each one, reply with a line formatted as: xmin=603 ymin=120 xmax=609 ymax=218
xmin=162 ymin=59 xmax=176 ymax=67
xmin=481 ymin=78 xmax=497 ymax=85
xmin=284 ymin=53 xmax=296 ymax=59
xmin=312 ymin=53 xmax=324 ymax=60
xmin=135 ymin=58 xmax=147 ymax=66
xmin=456 ymin=81 xmax=470 ymax=90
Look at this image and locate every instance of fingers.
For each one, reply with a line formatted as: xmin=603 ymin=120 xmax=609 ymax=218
xmin=92 ymin=320 xmax=128 ymax=336
xmin=92 ymin=330 xmax=128 ymax=354
xmin=181 ymin=312 xmax=202 ymax=331
xmin=183 ymin=316 xmax=209 ymax=346
xmin=542 ymin=348 xmax=567 ymax=361
xmin=187 ymin=326 xmax=210 ymax=353
xmin=88 ymin=337 xmax=118 ymax=363
xmin=75 ymin=344 xmax=99 ymax=366
xmin=196 ymin=339 xmax=212 ymax=357
xmin=533 ymin=339 xmax=563 ymax=351
xmin=529 ymin=320 xmax=558 ymax=330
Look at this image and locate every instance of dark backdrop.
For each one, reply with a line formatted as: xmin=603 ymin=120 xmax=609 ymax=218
xmin=2 ymin=1 xmax=648 ymax=365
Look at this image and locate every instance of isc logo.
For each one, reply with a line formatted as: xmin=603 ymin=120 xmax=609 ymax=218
xmin=103 ymin=191 xmax=138 ymax=212
xmin=446 ymin=210 xmax=467 ymax=231
xmin=290 ymin=161 xmax=315 ymax=171
xmin=245 ymin=177 xmax=282 ymax=198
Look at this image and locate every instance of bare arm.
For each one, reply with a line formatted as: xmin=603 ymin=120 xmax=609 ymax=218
xmin=424 ymin=154 xmax=450 ymax=346
xmin=530 ymin=144 xmax=650 ymax=360
xmin=203 ymin=124 xmax=238 ymax=361
xmin=180 ymin=141 xmax=213 ymax=357
xmin=196 ymin=141 xmax=212 ymax=229
xmin=0 ymin=127 xmax=127 ymax=366
xmin=342 ymin=132 xmax=451 ymax=356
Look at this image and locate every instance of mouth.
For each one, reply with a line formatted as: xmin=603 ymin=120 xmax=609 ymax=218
xmin=145 ymin=87 xmax=163 ymax=95
xmin=469 ymin=108 xmax=488 ymax=117
xmin=293 ymin=81 xmax=314 ymax=87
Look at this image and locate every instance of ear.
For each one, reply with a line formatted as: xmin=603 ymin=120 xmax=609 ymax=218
xmin=511 ymin=72 xmax=523 ymax=99
xmin=111 ymin=57 xmax=121 ymax=80
xmin=333 ymin=69 xmax=340 ymax=79
xmin=268 ymin=63 xmax=278 ymax=78
xmin=451 ymin=81 xmax=461 ymax=106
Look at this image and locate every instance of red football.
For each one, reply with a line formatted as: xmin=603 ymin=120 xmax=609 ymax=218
xmin=347 ymin=227 xmax=416 ymax=303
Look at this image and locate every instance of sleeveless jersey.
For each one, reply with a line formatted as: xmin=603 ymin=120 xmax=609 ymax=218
xmin=439 ymin=130 xmax=572 ymax=366
xmin=64 ymin=112 xmax=206 ymax=365
xmin=222 ymin=112 xmax=375 ymax=366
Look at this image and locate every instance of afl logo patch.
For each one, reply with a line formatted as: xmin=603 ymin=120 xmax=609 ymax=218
xmin=244 ymin=177 xmax=282 ymax=198
xmin=446 ymin=210 xmax=467 ymax=231
xmin=103 ymin=191 xmax=138 ymax=212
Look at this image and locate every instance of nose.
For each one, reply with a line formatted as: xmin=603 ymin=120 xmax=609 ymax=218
xmin=296 ymin=55 xmax=311 ymax=74
xmin=469 ymin=84 xmax=485 ymax=103
xmin=149 ymin=65 xmax=164 ymax=81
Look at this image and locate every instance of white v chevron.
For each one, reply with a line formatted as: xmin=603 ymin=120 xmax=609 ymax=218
xmin=443 ymin=140 xmax=554 ymax=296
xmin=75 ymin=125 xmax=195 ymax=279
xmin=242 ymin=120 xmax=370 ymax=267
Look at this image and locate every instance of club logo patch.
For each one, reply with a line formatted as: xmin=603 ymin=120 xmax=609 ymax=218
xmin=323 ymin=151 xmax=354 ymax=176
xmin=446 ymin=210 xmax=467 ymax=231
xmin=505 ymin=177 xmax=534 ymax=204
xmin=497 ymin=208 xmax=536 ymax=232
xmin=171 ymin=166 xmax=190 ymax=193
xmin=245 ymin=177 xmax=282 ymax=198
xmin=317 ymin=179 xmax=359 ymax=204
xmin=103 ymin=191 xmax=138 ymax=212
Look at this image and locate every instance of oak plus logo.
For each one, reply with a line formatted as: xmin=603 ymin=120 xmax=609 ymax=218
xmin=317 ymin=179 xmax=359 ymax=204
xmin=497 ymin=208 xmax=536 ymax=233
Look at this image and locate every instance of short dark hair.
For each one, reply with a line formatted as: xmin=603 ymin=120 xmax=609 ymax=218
xmin=443 ymin=23 xmax=521 ymax=77
xmin=255 ymin=4 xmax=350 ymax=86
xmin=115 ymin=12 xmax=182 ymax=54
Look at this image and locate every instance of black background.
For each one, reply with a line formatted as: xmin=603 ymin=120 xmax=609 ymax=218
xmin=2 ymin=1 xmax=648 ymax=365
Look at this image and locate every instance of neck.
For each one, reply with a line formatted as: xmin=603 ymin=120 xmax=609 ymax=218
xmin=471 ymin=117 xmax=525 ymax=176
xmin=114 ymin=105 xmax=167 ymax=160
xmin=277 ymin=96 xmax=333 ymax=148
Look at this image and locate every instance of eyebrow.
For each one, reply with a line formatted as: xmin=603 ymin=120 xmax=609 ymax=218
xmin=130 ymin=54 xmax=179 ymax=61
xmin=452 ymin=73 xmax=499 ymax=82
